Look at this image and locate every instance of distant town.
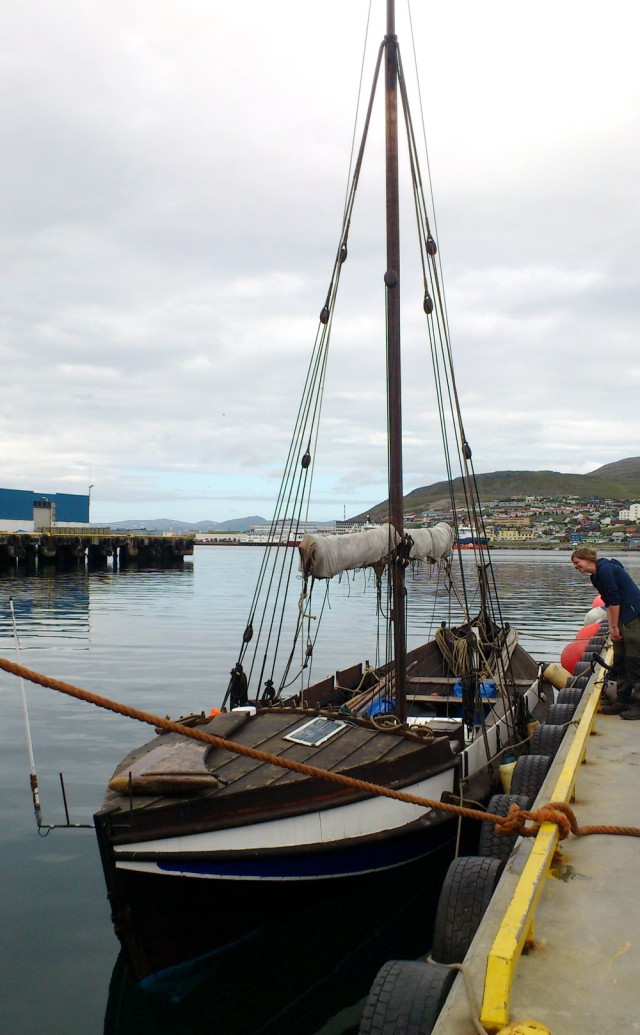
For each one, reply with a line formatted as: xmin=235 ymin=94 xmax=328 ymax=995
xmin=195 ymin=496 xmax=640 ymax=550
xmin=4 ymin=484 xmax=640 ymax=552
xmin=408 ymin=495 xmax=640 ymax=548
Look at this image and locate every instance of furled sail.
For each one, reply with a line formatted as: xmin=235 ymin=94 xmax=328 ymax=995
xmin=298 ymin=522 xmax=454 ymax=579
xmin=406 ymin=523 xmax=455 ymax=561
xmin=299 ymin=524 xmax=400 ymax=579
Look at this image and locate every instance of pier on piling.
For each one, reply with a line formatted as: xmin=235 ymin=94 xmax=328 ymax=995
xmin=0 ymin=531 xmax=195 ymax=571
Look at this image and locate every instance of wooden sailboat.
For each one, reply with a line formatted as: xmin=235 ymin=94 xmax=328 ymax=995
xmin=94 ymin=1 xmax=550 ymax=982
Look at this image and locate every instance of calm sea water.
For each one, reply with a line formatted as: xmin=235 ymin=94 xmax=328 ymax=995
xmin=0 ymin=546 xmax=631 ymax=1035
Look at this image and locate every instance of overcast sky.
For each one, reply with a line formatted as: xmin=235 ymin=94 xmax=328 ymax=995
xmin=1 ymin=0 xmax=638 ymax=523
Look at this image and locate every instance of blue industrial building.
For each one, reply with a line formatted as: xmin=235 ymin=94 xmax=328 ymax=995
xmin=0 ymin=487 xmax=90 ymax=531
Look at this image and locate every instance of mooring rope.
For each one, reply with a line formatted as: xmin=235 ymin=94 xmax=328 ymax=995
xmin=1 ymin=655 xmax=639 ymax=842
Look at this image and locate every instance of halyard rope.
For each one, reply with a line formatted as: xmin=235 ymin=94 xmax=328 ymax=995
xmin=1 ymin=655 xmax=638 ymax=841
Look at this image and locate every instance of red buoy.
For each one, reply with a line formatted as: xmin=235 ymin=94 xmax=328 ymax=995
xmin=576 ymin=621 xmax=602 ymax=640
xmin=592 ymin=595 xmax=604 ymax=608
xmin=561 ymin=639 xmax=586 ymax=674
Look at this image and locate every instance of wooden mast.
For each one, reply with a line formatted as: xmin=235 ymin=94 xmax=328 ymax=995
xmin=384 ymin=0 xmax=407 ymax=721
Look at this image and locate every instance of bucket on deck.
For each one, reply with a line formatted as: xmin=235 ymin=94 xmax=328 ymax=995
xmin=366 ymin=697 xmax=396 ymax=719
xmin=452 ymin=680 xmax=498 ymax=723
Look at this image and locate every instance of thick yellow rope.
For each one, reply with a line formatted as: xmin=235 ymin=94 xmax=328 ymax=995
xmin=2 ymin=656 xmax=638 ymax=841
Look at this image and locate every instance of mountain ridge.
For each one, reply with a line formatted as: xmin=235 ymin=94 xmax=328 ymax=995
xmin=353 ymin=456 xmax=640 ymax=522
xmin=100 ymin=458 xmax=640 ymax=530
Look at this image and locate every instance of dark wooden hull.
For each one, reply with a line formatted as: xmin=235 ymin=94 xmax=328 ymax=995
xmin=103 ymin=841 xmax=459 ymax=1035
xmin=97 ymin=815 xmax=459 ymax=985
xmin=94 ymin=636 xmax=546 ymax=982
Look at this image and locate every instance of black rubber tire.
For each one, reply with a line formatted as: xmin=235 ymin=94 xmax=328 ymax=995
xmin=529 ymin=723 xmax=565 ymax=758
xmin=556 ymin=687 xmax=584 ymax=706
xmin=358 ymin=959 xmax=456 ymax=1034
xmin=478 ymin=793 xmax=530 ymax=860
xmin=545 ymin=702 xmax=576 ymax=724
xmin=569 ymin=675 xmax=589 ymax=689
xmin=573 ymin=661 xmax=591 ymax=677
xmin=509 ymin=753 xmax=551 ymax=799
xmin=430 ymin=855 xmax=504 ymax=965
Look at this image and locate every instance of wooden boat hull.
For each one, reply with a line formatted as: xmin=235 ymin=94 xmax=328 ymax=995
xmin=96 ymin=807 xmax=460 ymax=983
xmin=100 ymin=767 xmax=455 ymax=878
xmin=104 ymin=835 xmax=457 ymax=1032
xmin=104 ymin=846 xmax=452 ymax=1032
xmin=94 ymin=636 xmax=547 ymax=981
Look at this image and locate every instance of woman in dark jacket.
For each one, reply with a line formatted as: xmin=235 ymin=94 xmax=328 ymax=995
xmin=571 ymin=546 xmax=640 ymax=718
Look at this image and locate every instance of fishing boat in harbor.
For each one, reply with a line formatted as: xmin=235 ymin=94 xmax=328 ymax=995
xmin=93 ymin=1 xmax=551 ymax=983
xmin=455 ymin=526 xmax=490 ymax=549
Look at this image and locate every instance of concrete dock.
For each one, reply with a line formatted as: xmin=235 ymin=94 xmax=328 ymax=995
xmin=431 ymin=672 xmax=640 ymax=1034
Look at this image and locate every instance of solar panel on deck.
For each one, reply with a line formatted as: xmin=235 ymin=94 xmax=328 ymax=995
xmin=284 ymin=717 xmax=346 ymax=747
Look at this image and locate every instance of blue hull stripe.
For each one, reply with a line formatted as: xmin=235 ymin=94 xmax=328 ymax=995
xmin=155 ymin=827 xmax=438 ymax=880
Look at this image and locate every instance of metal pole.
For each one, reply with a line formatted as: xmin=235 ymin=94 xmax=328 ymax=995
xmin=10 ymin=597 xmax=42 ymax=824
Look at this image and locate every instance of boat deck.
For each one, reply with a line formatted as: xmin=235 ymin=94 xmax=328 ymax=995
xmin=99 ymin=706 xmax=464 ymax=842
xmin=430 ymin=675 xmax=640 ymax=1034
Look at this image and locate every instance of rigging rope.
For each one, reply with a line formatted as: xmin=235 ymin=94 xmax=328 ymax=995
xmin=226 ymin=38 xmax=389 ymax=707
xmin=392 ymin=39 xmax=522 ymax=735
xmin=2 ymin=656 xmax=638 ymax=843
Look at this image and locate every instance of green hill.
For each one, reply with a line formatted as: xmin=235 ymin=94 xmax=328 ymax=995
xmin=354 ymin=456 xmax=640 ymax=522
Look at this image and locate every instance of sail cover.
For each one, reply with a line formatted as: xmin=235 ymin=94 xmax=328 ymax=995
xmin=299 ymin=524 xmax=401 ymax=579
xmin=298 ymin=521 xmax=454 ymax=579
xmin=406 ymin=522 xmax=455 ymax=561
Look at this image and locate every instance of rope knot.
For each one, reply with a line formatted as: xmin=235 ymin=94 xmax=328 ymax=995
xmin=493 ymin=801 xmax=528 ymax=838
xmin=520 ymin=801 xmax=579 ymax=840
xmin=492 ymin=800 xmax=580 ymax=841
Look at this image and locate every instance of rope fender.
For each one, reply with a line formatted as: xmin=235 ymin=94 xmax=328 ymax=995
xmin=1 ymin=656 xmax=639 ymax=840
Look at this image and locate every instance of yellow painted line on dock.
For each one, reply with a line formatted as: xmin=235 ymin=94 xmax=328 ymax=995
xmin=480 ymin=666 xmax=605 ymax=1032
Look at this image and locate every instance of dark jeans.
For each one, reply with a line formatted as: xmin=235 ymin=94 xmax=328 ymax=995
xmin=613 ymin=616 xmax=640 ymax=702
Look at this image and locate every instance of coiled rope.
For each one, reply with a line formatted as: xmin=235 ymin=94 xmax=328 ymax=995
xmin=1 ymin=655 xmax=639 ymax=842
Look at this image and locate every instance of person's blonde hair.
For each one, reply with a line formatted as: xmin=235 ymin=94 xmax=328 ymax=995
xmin=571 ymin=546 xmax=597 ymax=562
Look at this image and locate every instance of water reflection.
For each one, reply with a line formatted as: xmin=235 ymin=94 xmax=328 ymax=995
xmin=0 ymin=571 xmax=91 ymax=647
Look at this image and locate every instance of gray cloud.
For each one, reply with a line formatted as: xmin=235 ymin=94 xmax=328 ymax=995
xmin=0 ymin=1 xmax=638 ymax=522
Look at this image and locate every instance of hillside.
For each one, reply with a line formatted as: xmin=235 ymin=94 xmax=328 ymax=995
xmin=101 ymin=459 xmax=640 ymax=530
xmin=353 ymin=456 xmax=640 ymax=522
